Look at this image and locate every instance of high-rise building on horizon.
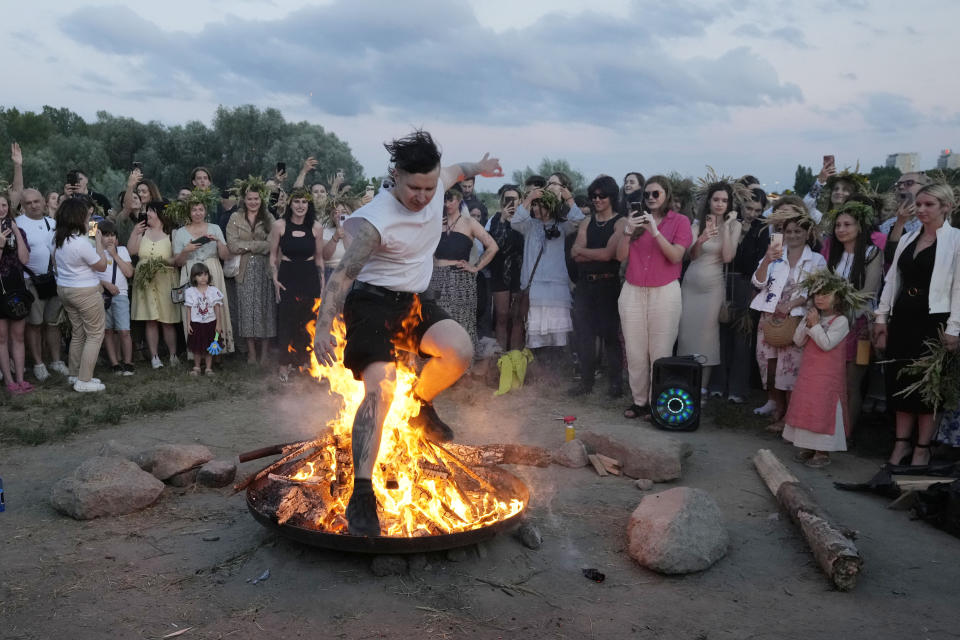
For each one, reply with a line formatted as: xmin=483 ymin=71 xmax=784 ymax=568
xmin=886 ymin=152 xmax=919 ymax=173
xmin=938 ymin=149 xmax=960 ymax=170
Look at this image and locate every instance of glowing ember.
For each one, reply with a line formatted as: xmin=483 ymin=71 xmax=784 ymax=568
xmin=292 ymin=300 xmax=524 ymax=537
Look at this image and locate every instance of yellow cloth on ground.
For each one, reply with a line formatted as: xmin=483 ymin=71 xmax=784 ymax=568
xmin=494 ymin=353 xmax=515 ymax=396
xmin=493 ymin=349 xmax=535 ymax=396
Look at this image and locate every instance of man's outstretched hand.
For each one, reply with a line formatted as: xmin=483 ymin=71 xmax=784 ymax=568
xmin=477 ymin=153 xmax=503 ymax=178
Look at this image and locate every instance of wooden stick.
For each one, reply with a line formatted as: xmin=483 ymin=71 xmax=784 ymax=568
xmin=429 ymin=442 xmax=499 ymax=494
xmin=442 ymin=443 xmax=553 ymax=468
xmin=752 ymin=449 xmax=863 ymax=591
xmin=233 ymin=439 xmax=325 ymax=494
xmin=587 ymin=454 xmax=609 ymax=477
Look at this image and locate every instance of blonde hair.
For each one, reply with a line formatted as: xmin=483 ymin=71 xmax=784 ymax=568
xmin=917 ymin=183 xmax=957 ymax=212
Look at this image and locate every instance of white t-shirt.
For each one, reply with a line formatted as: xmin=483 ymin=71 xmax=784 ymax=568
xmin=322 ymin=226 xmax=347 ymax=269
xmin=184 ymin=285 xmax=223 ymax=323
xmin=15 ymin=214 xmax=56 ymax=278
xmin=97 ymin=247 xmax=132 ymax=295
xmin=55 ymin=234 xmax=103 ymax=288
xmin=343 ymin=180 xmax=445 ymax=293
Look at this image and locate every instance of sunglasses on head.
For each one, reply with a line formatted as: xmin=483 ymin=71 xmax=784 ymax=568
xmin=589 ymin=193 xmax=609 ymax=200
xmin=644 ymin=190 xmax=661 ymax=199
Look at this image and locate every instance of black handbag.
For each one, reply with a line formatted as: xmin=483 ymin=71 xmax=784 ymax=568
xmin=24 ymin=266 xmax=57 ymax=300
xmin=0 ymin=274 xmax=35 ymax=321
xmin=102 ymin=261 xmax=117 ymax=310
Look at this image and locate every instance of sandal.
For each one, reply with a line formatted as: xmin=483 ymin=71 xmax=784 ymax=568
xmin=910 ymin=442 xmax=932 ymax=468
xmin=888 ymin=437 xmax=913 ymax=466
xmin=190 ymin=367 xmax=201 ymax=377
xmin=805 ymin=454 xmax=831 ymax=468
xmin=792 ymin=449 xmax=815 ymax=463
xmin=765 ymin=418 xmax=785 ymax=433
xmin=624 ymin=404 xmax=647 ymax=420
xmin=205 ymin=369 xmax=215 ymax=377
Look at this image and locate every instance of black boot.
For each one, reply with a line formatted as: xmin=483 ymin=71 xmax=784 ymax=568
xmin=345 ymin=478 xmax=380 ymax=537
xmin=409 ymin=395 xmax=455 ymax=442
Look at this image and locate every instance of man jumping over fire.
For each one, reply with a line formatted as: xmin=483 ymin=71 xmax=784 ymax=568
xmin=313 ymin=130 xmax=502 ymax=537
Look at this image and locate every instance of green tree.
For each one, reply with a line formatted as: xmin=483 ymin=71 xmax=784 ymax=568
xmin=868 ymin=165 xmax=901 ymax=193
xmin=793 ymin=164 xmax=815 ymax=196
xmin=511 ymin=158 xmax=587 ymax=194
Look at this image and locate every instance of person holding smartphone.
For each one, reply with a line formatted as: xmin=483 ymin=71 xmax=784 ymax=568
xmin=615 ymin=175 xmax=693 ymax=419
xmin=0 ymin=191 xmax=33 ymax=393
xmin=320 ymin=200 xmax=355 ymax=282
xmin=485 ymin=185 xmax=526 ymax=351
xmin=879 ymin=172 xmax=932 ymax=265
xmin=750 ymin=199 xmax=826 ymax=430
xmin=172 ymin=193 xmax=235 ymax=357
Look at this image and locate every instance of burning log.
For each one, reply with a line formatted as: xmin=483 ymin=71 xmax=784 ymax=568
xmin=752 ymin=449 xmax=863 ymax=591
xmin=442 ymin=443 xmax=553 ymax=468
xmin=233 ymin=431 xmax=334 ymax=494
xmin=275 ymin=485 xmax=312 ymax=525
xmin=417 ymin=459 xmax=451 ymax=480
xmin=429 ymin=443 xmax=499 ymax=495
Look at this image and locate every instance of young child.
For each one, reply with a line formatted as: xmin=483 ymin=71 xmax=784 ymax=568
xmin=97 ymin=221 xmax=136 ymax=375
xmin=183 ymin=263 xmax=223 ymax=376
xmin=782 ymin=271 xmax=865 ymax=468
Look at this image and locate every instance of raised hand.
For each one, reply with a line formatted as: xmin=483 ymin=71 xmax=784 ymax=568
xmin=10 ymin=142 xmax=22 ymax=165
xmin=476 ymin=153 xmax=503 ymax=178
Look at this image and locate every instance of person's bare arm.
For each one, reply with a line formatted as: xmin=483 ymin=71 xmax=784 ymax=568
xmin=313 ymin=219 xmax=381 ymax=366
xmin=465 ymin=219 xmax=497 ymax=272
xmin=293 ymin=157 xmax=317 ymax=189
xmin=439 ymin=153 xmax=503 ymax=188
xmin=10 ymin=143 xmax=24 ymax=209
xmin=112 ymin=247 xmax=135 ymax=279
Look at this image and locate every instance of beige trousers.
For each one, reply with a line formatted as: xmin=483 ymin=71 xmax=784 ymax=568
xmin=618 ymin=280 xmax=682 ymax=407
xmin=58 ymin=285 xmax=106 ymax=381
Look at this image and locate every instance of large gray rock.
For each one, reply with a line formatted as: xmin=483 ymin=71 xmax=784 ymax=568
xmin=552 ymin=439 xmax=589 ymax=468
xmin=98 ymin=440 xmax=140 ymax=461
xmin=627 ymin=487 xmax=729 ymax=575
xmin=198 ymin=460 xmax=237 ymax=488
xmin=579 ymin=430 xmax=690 ymax=481
xmin=51 ymin=457 xmax=165 ymax=520
xmin=137 ymin=444 xmax=213 ymax=480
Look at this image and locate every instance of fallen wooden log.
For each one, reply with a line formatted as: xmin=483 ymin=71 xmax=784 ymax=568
xmin=443 ymin=443 xmax=552 ymax=468
xmin=752 ymin=449 xmax=862 ymax=591
xmin=587 ymin=454 xmax=609 ymax=477
xmin=232 ymin=431 xmax=334 ymax=494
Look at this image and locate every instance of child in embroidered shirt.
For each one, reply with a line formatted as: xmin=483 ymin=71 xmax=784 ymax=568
xmin=782 ymin=278 xmax=852 ymax=468
xmin=184 ymin=262 xmax=223 ymax=376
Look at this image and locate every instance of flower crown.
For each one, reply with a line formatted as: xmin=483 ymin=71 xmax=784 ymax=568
xmin=799 ymin=269 xmax=871 ymax=316
xmin=822 ymin=200 xmax=877 ymax=233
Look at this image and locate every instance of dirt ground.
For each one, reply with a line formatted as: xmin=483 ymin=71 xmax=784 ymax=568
xmin=1 ymin=370 xmax=958 ymax=640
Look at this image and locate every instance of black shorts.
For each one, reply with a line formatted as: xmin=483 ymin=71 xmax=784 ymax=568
xmin=342 ymin=282 xmax=451 ymax=380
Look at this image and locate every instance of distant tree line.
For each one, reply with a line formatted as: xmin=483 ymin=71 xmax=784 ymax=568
xmin=0 ymin=105 xmax=366 ymax=208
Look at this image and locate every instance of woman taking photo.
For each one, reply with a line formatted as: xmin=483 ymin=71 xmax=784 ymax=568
xmin=510 ymin=183 xmax=583 ymax=359
xmin=428 ymin=185 xmax=498 ymax=351
xmin=54 ymin=197 xmax=109 ymax=392
xmin=678 ymin=182 xmax=739 ymax=395
xmin=486 ymin=185 xmax=525 ymax=351
xmin=227 ymin=181 xmax=276 ymax=365
xmin=321 ymin=200 xmax=355 ymax=283
xmin=750 ymin=199 xmax=826 ymax=430
xmin=824 ymin=198 xmax=882 ymax=437
xmin=269 ymin=188 xmax=324 ymax=381
xmin=129 ymin=200 xmax=181 ymax=369
xmin=874 ymin=184 xmax=960 ymax=466
xmin=616 ymin=175 xmax=693 ymax=419
xmin=0 ymin=192 xmax=32 ymax=393
xmin=172 ymin=193 xmax=235 ymax=355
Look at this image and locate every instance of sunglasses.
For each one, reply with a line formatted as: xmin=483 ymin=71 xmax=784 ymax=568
xmin=895 ymin=180 xmax=916 ymax=189
xmin=589 ymin=193 xmax=609 ymax=200
xmin=644 ymin=190 xmax=661 ymax=199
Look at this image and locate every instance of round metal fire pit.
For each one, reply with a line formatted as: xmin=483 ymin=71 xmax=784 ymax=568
xmin=246 ymin=459 xmax=529 ymax=554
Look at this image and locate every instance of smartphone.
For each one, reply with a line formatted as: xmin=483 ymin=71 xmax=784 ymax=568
xmin=193 ymin=236 xmax=212 ymax=245
xmin=66 ymin=170 xmax=80 ymax=186
xmin=629 ymin=200 xmax=644 ymax=214
xmin=770 ymin=232 xmax=784 ymax=252
xmin=338 ymin=214 xmax=347 ymax=225
xmin=336 ymin=168 xmax=345 ymax=178
xmin=823 ymin=155 xmax=835 ymax=168
xmin=132 ymin=161 xmax=143 ymax=171
xmin=365 ymin=184 xmax=375 ymax=194
xmin=900 ymin=191 xmax=915 ymax=205
xmin=87 ymin=221 xmax=99 ymax=237
xmin=276 ymin=162 xmax=286 ymax=174
xmin=137 ymin=212 xmax=148 ymax=225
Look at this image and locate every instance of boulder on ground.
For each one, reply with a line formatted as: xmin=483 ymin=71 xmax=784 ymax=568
xmin=552 ymin=439 xmax=589 ymax=468
xmin=98 ymin=440 xmax=139 ymax=461
xmin=579 ymin=430 xmax=690 ymax=481
xmin=51 ymin=456 xmax=165 ymax=520
xmin=634 ymin=478 xmax=654 ymax=491
xmin=198 ymin=460 xmax=237 ymax=488
xmin=167 ymin=468 xmax=199 ymax=487
xmin=627 ymin=486 xmax=728 ymax=575
xmin=137 ymin=444 xmax=213 ymax=480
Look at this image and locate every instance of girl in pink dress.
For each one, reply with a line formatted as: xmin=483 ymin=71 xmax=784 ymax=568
xmin=782 ymin=272 xmax=865 ymax=468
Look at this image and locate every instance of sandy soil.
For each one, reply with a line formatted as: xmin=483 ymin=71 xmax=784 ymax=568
xmin=1 ymin=373 xmax=957 ymax=640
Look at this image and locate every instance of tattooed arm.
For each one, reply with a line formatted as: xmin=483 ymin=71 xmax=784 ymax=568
xmin=313 ymin=218 xmax=381 ymax=366
xmin=439 ymin=153 xmax=503 ymax=189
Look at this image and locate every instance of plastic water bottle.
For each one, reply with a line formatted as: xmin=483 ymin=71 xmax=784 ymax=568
xmin=0 ymin=477 xmax=5 ymax=512
xmin=563 ymin=416 xmax=576 ymax=442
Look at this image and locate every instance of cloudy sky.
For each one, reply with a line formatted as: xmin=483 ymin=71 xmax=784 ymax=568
xmin=6 ymin=0 xmax=959 ymax=191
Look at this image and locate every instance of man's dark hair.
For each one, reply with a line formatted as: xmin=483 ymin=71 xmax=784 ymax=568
xmin=66 ymin=169 xmax=85 ymax=185
xmin=525 ymin=175 xmax=546 ymax=188
xmin=587 ymin=175 xmax=619 ymax=204
xmin=739 ymin=175 xmax=760 ymax=187
xmin=750 ymin=186 xmax=768 ymax=210
xmin=98 ymin=219 xmax=117 ymax=237
xmin=497 ymin=183 xmax=520 ymax=198
xmin=384 ymin=130 xmax=442 ymax=174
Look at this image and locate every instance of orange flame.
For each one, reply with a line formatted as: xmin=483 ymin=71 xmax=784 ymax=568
xmin=298 ymin=296 xmax=523 ymax=536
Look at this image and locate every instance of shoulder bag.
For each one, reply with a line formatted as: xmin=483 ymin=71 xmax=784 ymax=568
xmin=0 ymin=273 xmax=34 ymax=321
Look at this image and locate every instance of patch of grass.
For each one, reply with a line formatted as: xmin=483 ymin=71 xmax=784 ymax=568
xmin=93 ymin=405 xmax=127 ymax=425
xmin=702 ymin=396 xmax=769 ymax=431
xmin=0 ymin=425 xmax=52 ymax=446
xmin=138 ymin=392 xmax=185 ymax=413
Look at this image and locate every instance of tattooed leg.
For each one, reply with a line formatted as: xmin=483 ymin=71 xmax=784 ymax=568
xmin=352 ymin=362 xmax=396 ymax=479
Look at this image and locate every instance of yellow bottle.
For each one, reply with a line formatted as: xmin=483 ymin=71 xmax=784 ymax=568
xmin=564 ymin=416 xmax=576 ymax=442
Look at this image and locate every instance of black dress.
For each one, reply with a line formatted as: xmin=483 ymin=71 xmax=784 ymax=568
xmin=886 ymin=236 xmax=949 ymax=413
xmin=277 ymin=219 xmax=321 ymax=367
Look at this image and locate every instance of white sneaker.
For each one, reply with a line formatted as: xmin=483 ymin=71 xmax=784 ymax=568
xmin=68 ymin=376 xmax=101 ymax=385
xmin=49 ymin=360 xmax=70 ymax=376
xmin=753 ymin=400 xmax=777 ymax=415
xmin=709 ymin=390 xmax=724 ymax=398
xmin=74 ymin=379 xmax=106 ymax=392
xmin=728 ymin=395 xmax=745 ymax=404
xmin=33 ymin=363 xmax=50 ymax=382
xmin=151 ymin=355 xmax=164 ymax=369
xmin=169 ymin=355 xmax=180 ymax=367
